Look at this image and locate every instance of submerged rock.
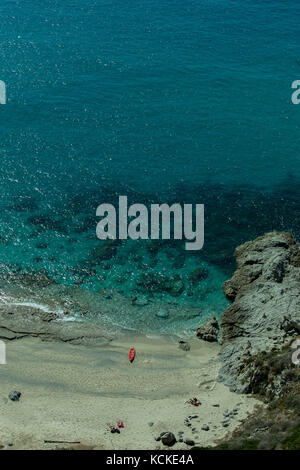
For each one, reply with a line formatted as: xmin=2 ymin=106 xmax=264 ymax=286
xmin=219 ymin=231 xmax=300 ymax=394
xmin=27 ymin=214 xmax=65 ymax=233
xmin=86 ymin=240 xmax=120 ymax=265
xmin=7 ymin=271 xmax=56 ymax=289
xmin=188 ymin=267 xmax=208 ymax=285
xmin=137 ymin=272 xmax=184 ymax=297
xmin=10 ymin=196 xmax=39 ymax=213
xmin=155 ymin=308 xmax=169 ymax=319
xmin=196 ymin=317 xmax=219 ymax=342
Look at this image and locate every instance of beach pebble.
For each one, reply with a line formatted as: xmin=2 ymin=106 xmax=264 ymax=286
xmin=148 ymin=422 xmax=154 ymax=427
xmin=110 ymin=428 xmax=120 ymax=434
xmin=161 ymin=432 xmax=176 ymax=447
xmin=9 ymin=391 xmax=21 ymax=402
xmin=178 ymin=341 xmax=191 ymax=352
xmin=184 ymin=438 xmax=195 ymax=446
xmin=212 ymin=403 xmax=220 ymax=407
xmin=201 ymin=425 xmax=209 ymax=431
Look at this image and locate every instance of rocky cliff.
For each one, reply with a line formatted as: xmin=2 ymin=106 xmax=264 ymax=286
xmin=218 ymin=231 xmax=300 ymax=394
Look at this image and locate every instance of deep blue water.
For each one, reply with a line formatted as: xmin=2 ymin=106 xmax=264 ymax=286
xmin=1 ymin=0 xmax=300 ymax=333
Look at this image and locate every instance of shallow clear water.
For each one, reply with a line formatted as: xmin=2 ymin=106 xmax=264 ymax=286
xmin=0 ymin=0 xmax=300 ymax=333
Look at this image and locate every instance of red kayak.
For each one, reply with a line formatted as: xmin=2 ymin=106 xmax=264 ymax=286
xmin=128 ymin=347 xmax=136 ymax=363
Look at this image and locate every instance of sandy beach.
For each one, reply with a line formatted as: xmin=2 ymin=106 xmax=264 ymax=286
xmin=0 ymin=334 xmax=259 ymax=450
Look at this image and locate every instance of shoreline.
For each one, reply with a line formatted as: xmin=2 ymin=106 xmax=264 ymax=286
xmin=0 ymin=276 xmax=224 ymax=339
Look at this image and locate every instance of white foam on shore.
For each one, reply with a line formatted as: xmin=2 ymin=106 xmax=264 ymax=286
xmin=11 ymin=302 xmax=83 ymax=323
xmin=56 ymin=315 xmax=83 ymax=322
xmin=103 ymin=316 xmax=138 ymax=332
xmin=12 ymin=301 xmax=64 ymax=314
xmin=0 ymin=298 xmax=65 ymax=316
xmin=145 ymin=334 xmax=162 ymax=339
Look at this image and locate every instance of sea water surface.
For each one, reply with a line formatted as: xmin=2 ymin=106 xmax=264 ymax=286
xmin=0 ymin=0 xmax=300 ymax=334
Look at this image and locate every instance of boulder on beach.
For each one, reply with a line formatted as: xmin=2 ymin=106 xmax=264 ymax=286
xmin=178 ymin=340 xmax=191 ymax=351
xmin=196 ymin=317 xmax=219 ymax=342
xmin=161 ymin=432 xmax=176 ymax=447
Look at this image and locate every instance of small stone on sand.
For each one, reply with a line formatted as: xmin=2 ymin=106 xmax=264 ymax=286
xmin=9 ymin=391 xmax=21 ymax=402
xmin=161 ymin=432 xmax=176 ymax=447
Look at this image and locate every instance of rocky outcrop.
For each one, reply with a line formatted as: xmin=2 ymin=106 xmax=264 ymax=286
xmin=196 ymin=317 xmax=219 ymax=342
xmin=0 ymin=304 xmax=112 ymax=345
xmin=219 ymin=232 xmax=300 ymax=393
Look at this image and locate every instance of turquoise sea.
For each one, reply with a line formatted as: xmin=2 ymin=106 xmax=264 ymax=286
xmin=1 ymin=0 xmax=300 ymax=334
